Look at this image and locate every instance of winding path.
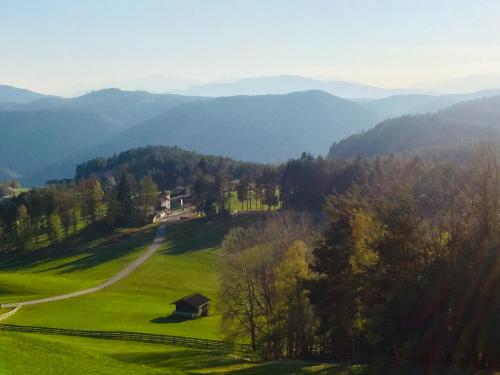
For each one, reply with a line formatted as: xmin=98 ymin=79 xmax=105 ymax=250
xmin=1 ymin=212 xmax=190 ymax=309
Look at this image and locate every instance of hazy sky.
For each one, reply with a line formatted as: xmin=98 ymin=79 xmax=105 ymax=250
xmin=1 ymin=0 xmax=500 ymax=95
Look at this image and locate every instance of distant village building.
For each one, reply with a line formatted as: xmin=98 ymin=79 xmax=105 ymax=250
xmin=172 ymin=293 xmax=210 ymax=318
xmin=160 ymin=191 xmax=171 ymax=211
xmin=153 ymin=191 xmax=171 ymax=223
xmin=152 ymin=188 xmax=192 ymax=222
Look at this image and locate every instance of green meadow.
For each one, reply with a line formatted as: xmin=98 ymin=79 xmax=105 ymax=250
xmin=0 ymin=214 xmax=367 ymax=374
xmin=0 ymin=225 xmax=157 ymax=304
xmin=0 ymin=332 xmax=371 ymax=375
xmin=2 ymin=216 xmax=262 ymax=340
xmin=0 ymin=214 xmax=438 ymax=374
xmin=227 ymin=190 xmax=281 ymax=212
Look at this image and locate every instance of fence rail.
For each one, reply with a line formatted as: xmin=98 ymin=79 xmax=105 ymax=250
xmin=0 ymin=323 xmax=254 ymax=353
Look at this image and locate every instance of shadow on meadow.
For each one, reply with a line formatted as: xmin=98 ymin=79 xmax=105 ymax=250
xmin=150 ymin=314 xmax=191 ymax=324
xmin=0 ymin=224 xmax=157 ymax=274
xmin=109 ymin=347 xmax=371 ymax=374
xmin=162 ymin=214 xmax=267 ymax=256
xmin=110 ymin=348 xmax=242 ymax=372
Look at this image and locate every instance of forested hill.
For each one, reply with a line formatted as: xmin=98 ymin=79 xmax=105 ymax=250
xmin=0 ymin=88 xmax=204 ymax=131
xmin=328 ymin=95 xmax=500 ymax=159
xmin=0 ymin=89 xmax=206 ymax=184
xmin=357 ymin=89 xmax=500 ymax=121
xmin=97 ymin=90 xmax=378 ymax=163
xmin=75 ymin=145 xmax=260 ymax=190
xmin=0 ymin=110 xmax=116 ymax=179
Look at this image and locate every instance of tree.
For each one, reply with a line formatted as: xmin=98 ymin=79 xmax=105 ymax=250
xmin=0 ymin=203 xmax=5 ymax=245
xmin=193 ymin=171 xmax=216 ymax=216
xmin=15 ymin=204 xmax=33 ymax=250
xmin=116 ymin=172 xmax=137 ymax=226
xmin=79 ymin=179 xmax=104 ymax=225
xmin=54 ymin=187 xmax=79 ymax=239
xmin=236 ymin=175 xmax=249 ymax=210
xmin=138 ymin=176 xmax=158 ymax=224
xmin=47 ymin=213 xmax=63 ymax=246
xmin=219 ymin=216 xmax=317 ymax=359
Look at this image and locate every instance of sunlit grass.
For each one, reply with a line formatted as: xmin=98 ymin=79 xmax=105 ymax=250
xmin=0 ymin=225 xmax=157 ymax=304
xmin=0 ymin=332 xmax=370 ymax=375
xmin=6 ymin=216 xmax=261 ymax=340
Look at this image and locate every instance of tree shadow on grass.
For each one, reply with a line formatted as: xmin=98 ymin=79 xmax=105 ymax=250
xmin=110 ymin=348 xmax=242 ymax=372
xmin=162 ymin=214 xmax=268 ymax=256
xmin=110 ymin=349 xmax=369 ymax=374
xmin=0 ymin=224 xmax=157 ymax=274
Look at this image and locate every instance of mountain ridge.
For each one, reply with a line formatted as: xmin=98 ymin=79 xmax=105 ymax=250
xmin=0 ymin=85 xmax=49 ymax=104
xmin=328 ymin=95 xmax=500 ymax=160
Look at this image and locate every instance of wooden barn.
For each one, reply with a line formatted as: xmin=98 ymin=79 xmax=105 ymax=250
xmin=172 ymin=293 xmax=210 ymax=318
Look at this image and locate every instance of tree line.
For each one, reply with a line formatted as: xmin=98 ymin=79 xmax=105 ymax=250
xmin=0 ymin=144 xmax=282 ymax=251
xmin=0 ymin=174 xmax=158 ymax=250
xmin=219 ymin=144 xmax=500 ymax=369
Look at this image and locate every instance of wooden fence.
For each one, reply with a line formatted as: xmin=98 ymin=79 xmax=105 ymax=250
xmin=0 ymin=323 xmax=254 ymax=353
xmin=0 ymin=324 xmax=435 ymax=372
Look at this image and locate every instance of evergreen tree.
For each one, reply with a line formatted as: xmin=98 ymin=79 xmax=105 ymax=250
xmin=15 ymin=204 xmax=33 ymax=250
xmin=116 ymin=172 xmax=137 ymax=226
xmin=138 ymin=176 xmax=158 ymax=224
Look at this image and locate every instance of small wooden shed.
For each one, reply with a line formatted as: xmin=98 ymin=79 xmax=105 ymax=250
xmin=172 ymin=293 xmax=210 ymax=318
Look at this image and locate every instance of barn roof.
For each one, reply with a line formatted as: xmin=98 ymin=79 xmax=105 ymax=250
xmin=172 ymin=293 xmax=210 ymax=307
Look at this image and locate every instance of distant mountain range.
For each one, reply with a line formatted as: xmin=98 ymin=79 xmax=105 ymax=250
xmin=179 ymin=75 xmax=421 ymax=99
xmin=328 ymin=95 xmax=500 ymax=160
xmin=2 ymin=82 xmax=500 ymax=186
xmin=0 ymin=89 xmax=202 ymax=131
xmin=0 ymin=110 xmax=116 ymax=179
xmin=357 ymin=89 xmax=500 ymax=121
xmin=0 ymin=85 xmax=48 ymax=104
xmin=95 ymin=90 xmax=377 ymax=162
xmin=19 ymin=90 xmax=379 ymax=185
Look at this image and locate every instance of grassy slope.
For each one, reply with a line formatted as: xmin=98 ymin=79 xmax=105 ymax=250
xmin=1 ymin=216 xmax=492 ymax=374
xmin=0 ymin=225 xmax=157 ymax=304
xmin=0 ymin=332 xmax=368 ymax=375
xmin=5 ymin=216 xmax=261 ymax=340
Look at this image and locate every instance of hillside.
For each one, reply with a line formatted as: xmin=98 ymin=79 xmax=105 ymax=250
xmin=0 ymin=89 xmax=207 ymax=185
xmin=0 ymin=85 xmax=48 ymax=104
xmin=9 ymin=86 xmax=500 ymax=186
xmin=98 ymin=90 xmax=378 ymax=164
xmin=0 ymin=110 xmax=117 ymax=179
xmin=0 ymin=88 xmax=204 ymax=131
xmin=74 ymin=145 xmax=259 ymax=189
xmin=357 ymin=89 xmax=500 ymax=121
xmin=328 ymin=95 xmax=500 ymax=159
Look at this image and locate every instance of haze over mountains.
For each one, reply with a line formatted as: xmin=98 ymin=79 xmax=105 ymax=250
xmin=0 ymin=89 xmax=202 ymax=131
xmin=96 ymin=90 xmax=376 ymax=162
xmin=0 ymin=85 xmax=49 ymax=104
xmin=178 ymin=75 xmax=421 ymax=99
xmin=2 ymin=78 xmax=500 ymax=186
xmin=328 ymin=95 xmax=500 ymax=160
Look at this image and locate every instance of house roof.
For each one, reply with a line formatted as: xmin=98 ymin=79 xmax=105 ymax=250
xmin=172 ymin=293 xmax=210 ymax=307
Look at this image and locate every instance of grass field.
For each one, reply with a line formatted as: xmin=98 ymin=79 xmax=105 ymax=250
xmin=1 ymin=215 xmax=495 ymax=374
xmin=0 ymin=214 xmax=369 ymax=374
xmin=0 ymin=332 xmax=371 ymax=375
xmin=3 ymin=215 xmax=263 ymax=340
xmin=227 ymin=191 xmax=281 ymax=213
xmin=0 ymin=225 xmax=157 ymax=304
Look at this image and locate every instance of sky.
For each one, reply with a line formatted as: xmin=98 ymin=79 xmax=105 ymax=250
xmin=1 ymin=0 xmax=500 ymax=95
